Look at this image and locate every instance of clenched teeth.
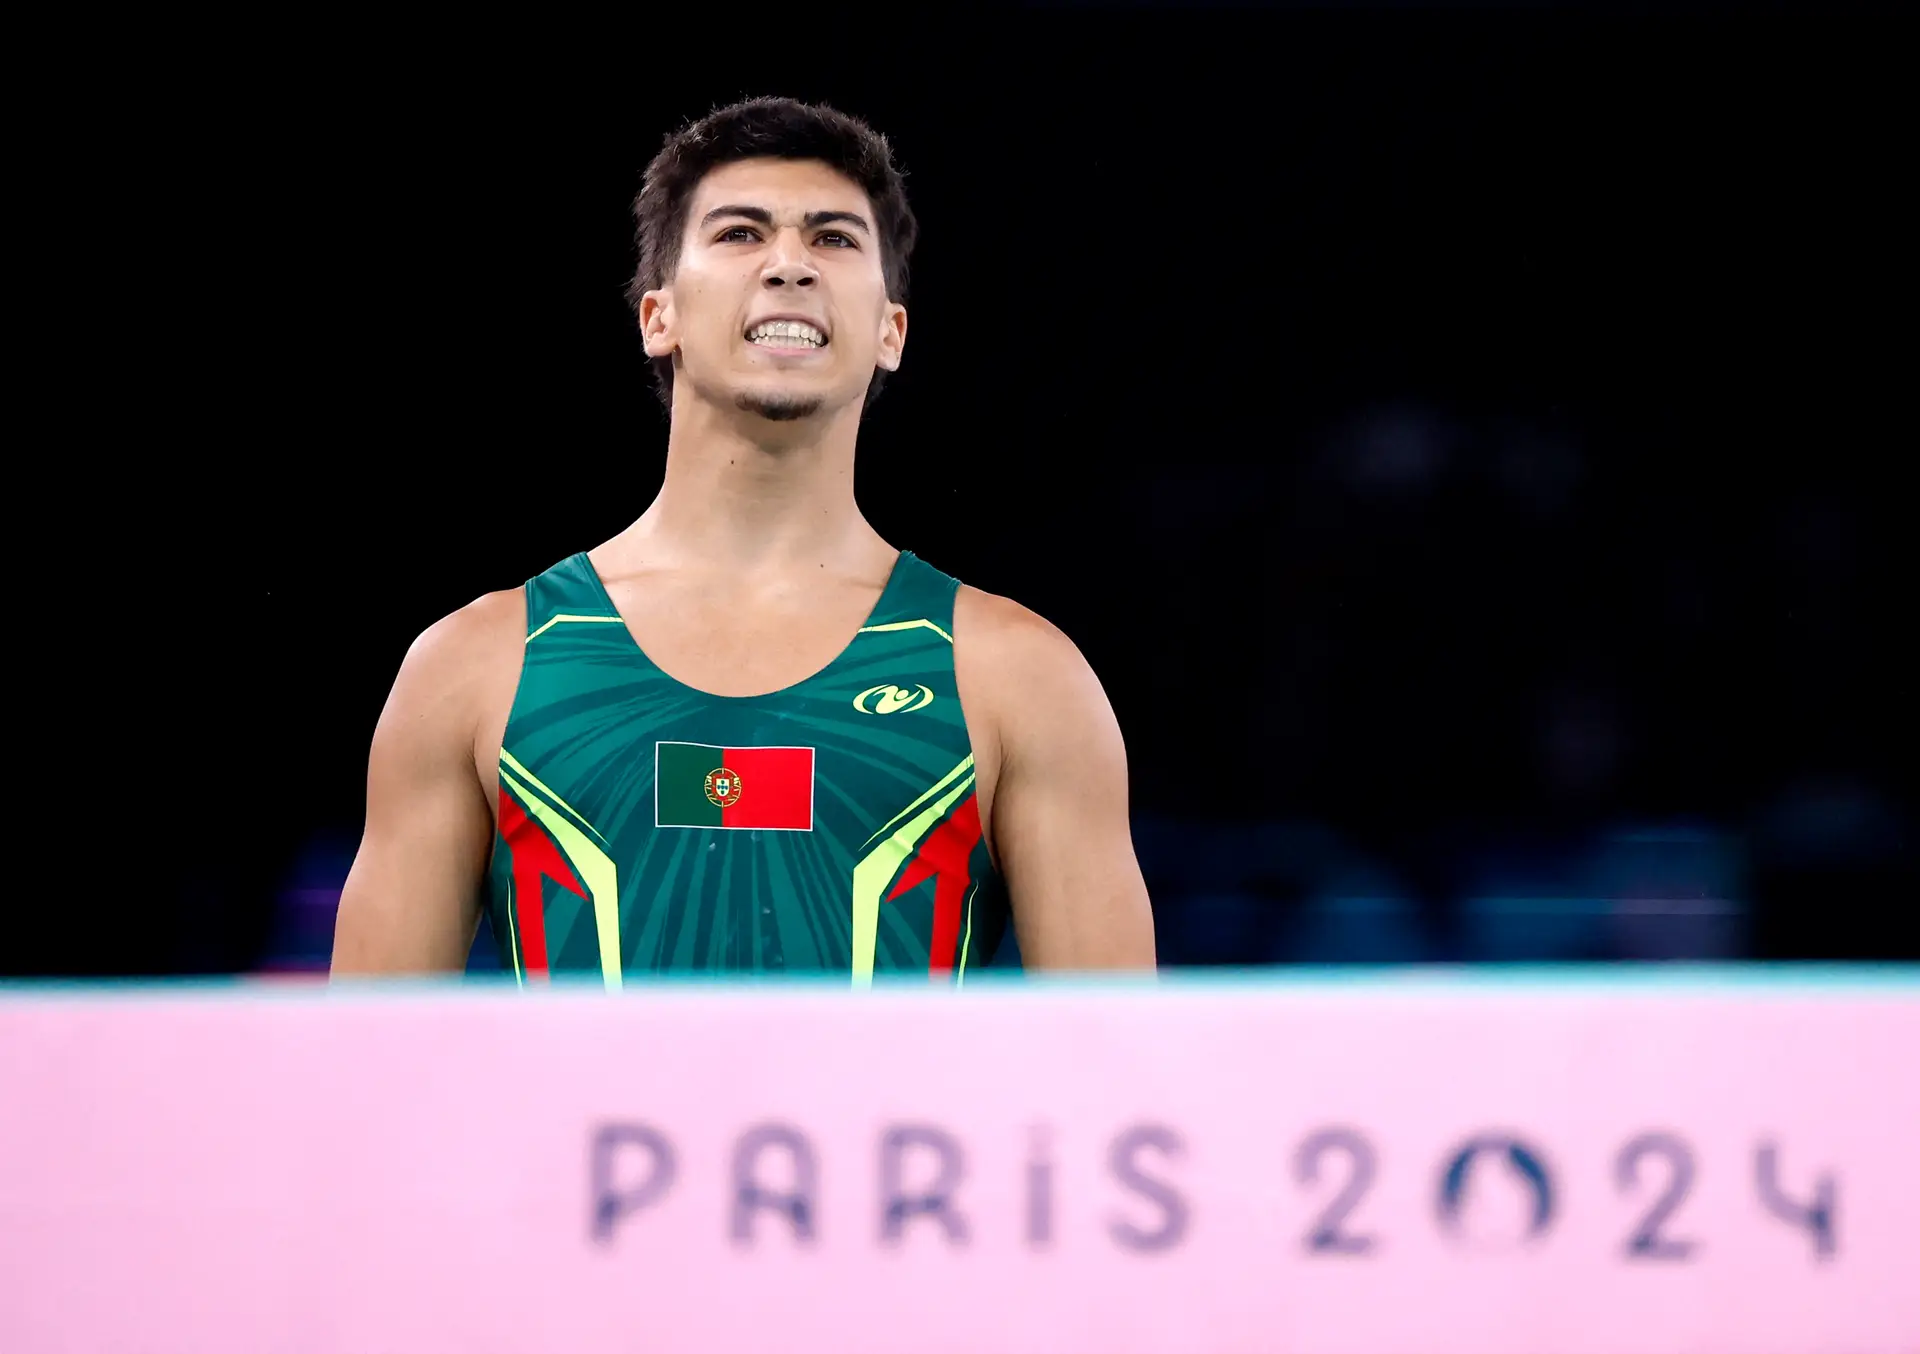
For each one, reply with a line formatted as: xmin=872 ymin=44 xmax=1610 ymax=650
xmin=748 ymin=320 xmax=827 ymax=347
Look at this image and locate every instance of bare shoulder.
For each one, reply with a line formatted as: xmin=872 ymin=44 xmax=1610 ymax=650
xmin=954 ymin=583 xmax=1074 ymax=653
xmin=953 ymin=584 xmax=1120 ymax=751
xmin=379 ymin=586 xmax=527 ymax=752
xmin=403 ymin=586 xmax=526 ymax=677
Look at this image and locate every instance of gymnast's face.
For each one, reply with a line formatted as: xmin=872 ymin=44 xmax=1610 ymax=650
xmin=640 ymin=157 xmax=907 ymax=423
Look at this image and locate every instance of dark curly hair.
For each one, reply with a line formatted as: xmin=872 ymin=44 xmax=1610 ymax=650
xmin=625 ymin=96 xmax=920 ymax=413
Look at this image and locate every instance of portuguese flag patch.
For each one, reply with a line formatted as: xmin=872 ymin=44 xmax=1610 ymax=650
xmin=654 ymin=742 xmax=815 ymax=831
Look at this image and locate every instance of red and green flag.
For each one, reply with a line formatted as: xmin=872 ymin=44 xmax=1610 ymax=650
xmin=654 ymin=742 xmax=815 ymax=831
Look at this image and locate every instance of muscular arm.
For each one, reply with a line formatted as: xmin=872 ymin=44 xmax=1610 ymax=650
xmin=959 ymin=591 xmax=1156 ymax=971
xmin=330 ymin=596 xmax=517 ymax=976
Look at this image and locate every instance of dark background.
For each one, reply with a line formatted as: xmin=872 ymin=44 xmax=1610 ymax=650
xmin=59 ymin=4 xmax=1912 ymax=977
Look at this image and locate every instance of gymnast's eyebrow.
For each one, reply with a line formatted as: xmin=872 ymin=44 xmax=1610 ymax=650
xmin=700 ymin=205 xmax=873 ymax=236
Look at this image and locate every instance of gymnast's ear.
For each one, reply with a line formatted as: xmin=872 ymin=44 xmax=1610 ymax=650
xmin=639 ymin=289 xmax=677 ymax=357
xmin=874 ymin=299 xmax=907 ymax=373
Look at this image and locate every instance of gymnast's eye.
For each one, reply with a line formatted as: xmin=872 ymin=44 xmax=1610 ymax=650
xmin=816 ymin=231 xmax=856 ymax=249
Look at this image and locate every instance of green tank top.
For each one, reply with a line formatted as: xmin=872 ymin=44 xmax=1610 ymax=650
xmin=482 ymin=550 xmax=1008 ymax=985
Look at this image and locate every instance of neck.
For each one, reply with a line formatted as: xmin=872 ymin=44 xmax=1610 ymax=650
xmin=616 ymin=390 xmax=879 ymax=572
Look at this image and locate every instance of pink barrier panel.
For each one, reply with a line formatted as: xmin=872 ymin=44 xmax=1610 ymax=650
xmin=1 ymin=978 xmax=1916 ymax=1353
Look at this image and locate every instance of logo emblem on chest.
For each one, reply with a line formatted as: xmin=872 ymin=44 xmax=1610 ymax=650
xmin=704 ymin=767 xmax=743 ymax=807
xmin=854 ymin=683 xmax=935 ymax=715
